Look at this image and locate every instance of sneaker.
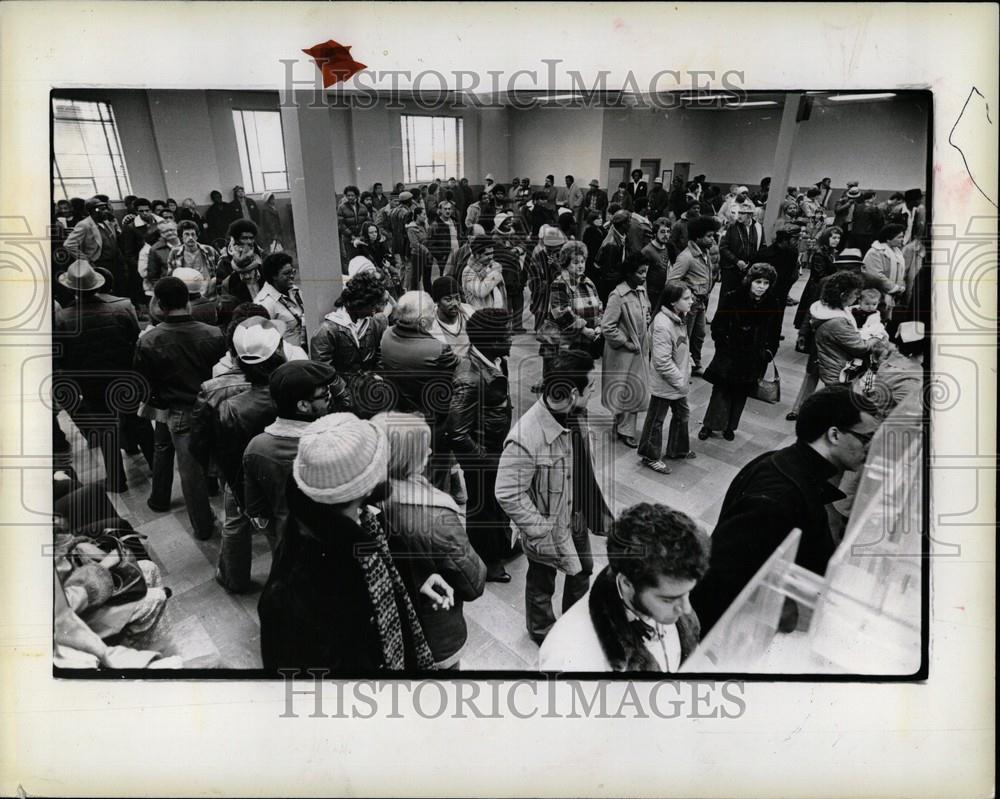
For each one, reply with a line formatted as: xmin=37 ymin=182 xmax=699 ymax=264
xmin=641 ymin=458 xmax=672 ymax=474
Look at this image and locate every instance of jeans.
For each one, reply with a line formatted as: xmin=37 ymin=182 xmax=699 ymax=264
xmin=525 ymin=525 xmax=594 ymax=644
xmin=149 ymin=421 xmax=175 ymax=508
xmin=216 ymin=484 xmax=253 ymax=592
xmin=162 ymin=409 xmax=216 ymax=538
xmin=686 ymin=297 xmax=707 ymax=367
xmin=638 ymin=395 xmax=691 ymax=460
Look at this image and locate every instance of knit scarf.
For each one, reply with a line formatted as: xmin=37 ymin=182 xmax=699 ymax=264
xmin=358 ymin=508 xmax=435 ymax=671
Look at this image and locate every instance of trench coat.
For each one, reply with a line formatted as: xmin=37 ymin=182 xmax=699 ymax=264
xmin=600 ymin=282 xmax=651 ymax=414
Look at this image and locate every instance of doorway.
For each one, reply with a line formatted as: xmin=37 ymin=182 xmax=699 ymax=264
xmin=639 ymin=159 xmax=661 ymax=184
xmin=607 ymin=159 xmax=631 ymax=191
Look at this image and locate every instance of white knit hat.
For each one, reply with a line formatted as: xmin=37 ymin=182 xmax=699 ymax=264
xmin=292 ymin=413 xmax=388 ymax=504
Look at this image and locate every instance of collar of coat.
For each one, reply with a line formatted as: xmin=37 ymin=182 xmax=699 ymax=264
xmin=771 ymin=441 xmax=846 ymax=506
xmin=386 ymin=475 xmax=460 ymax=514
xmin=588 ymin=566 xmax=700 ymax=672
xmin=264 ymin=417 xmax=312 ymax=438
xmin=530 ymin=398 xmax=572 ymax=445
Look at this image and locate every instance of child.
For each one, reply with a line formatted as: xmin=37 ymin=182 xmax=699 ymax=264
xmin=637 ymin=281 xmax=695 ymax=474
xmin=853 ymin=287 xmax=889 ymax=342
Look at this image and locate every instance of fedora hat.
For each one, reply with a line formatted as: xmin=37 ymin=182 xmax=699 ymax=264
xmin=57 ymin=260 xmax=105 ymax=292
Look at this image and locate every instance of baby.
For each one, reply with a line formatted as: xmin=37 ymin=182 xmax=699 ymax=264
xmin=852 ymin=287 xmax=889 ymax=341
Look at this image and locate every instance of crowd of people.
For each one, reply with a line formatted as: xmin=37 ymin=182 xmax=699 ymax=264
xmin=51 ymin=165 xmax=929 ymax=672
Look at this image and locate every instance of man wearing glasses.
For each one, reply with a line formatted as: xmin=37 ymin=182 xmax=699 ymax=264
xmin=689 ymin=385 xmax=880 ymax=636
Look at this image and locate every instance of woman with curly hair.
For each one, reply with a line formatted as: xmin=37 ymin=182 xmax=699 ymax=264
xmin=534 ymin=240 xmax=602 ymax=392
xmin=794 ymin=225 xmax=844 ymax=330
xmin=353 ymin=221 xmax=400 ymax=296
xmin=699 ymin=263 xmax=780 ymax=442
xmin=807 ymin=269 xmax=877 ymax=388
xmin=309 ymin=270 xmax=392 ymax=416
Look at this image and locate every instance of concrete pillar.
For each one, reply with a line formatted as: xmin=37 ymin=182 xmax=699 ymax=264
xmin=281 ymin=93 xmax=344 ymax=340
xmin=762 ymin=92 xmax=803 ymax=239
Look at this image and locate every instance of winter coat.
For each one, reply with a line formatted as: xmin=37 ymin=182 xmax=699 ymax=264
xmin=689 ymin=441 xmax=845 ymax=636
xmin=601 ymin=283 xmax=651 ymax=412
xmin=378 ymin=324 xmax=459 ymax=424
xmin=809 ymin=301 xmax=869 ymax=386
xmin=794 ymin=245 xmax=839 ymax=328
xmin=862 ymin=241 xmax=906 ymax=311
xmin=539 ymin=566 xmax=700 ymax=672
xmin=496 ymin=401 xmax=612 ymax=575
xmin=703 ymin=288 xmax=777 ymax=394
xmin=382 ymin=477 xmax=486 ymax=664
xmin=461 ymin=261 xmax=507 ymax=311
xmin=647 ymin=307 xmax=692 ymax=400
xmin=447 ymin=350 xmax=512 ymax=457
xmin=310 ymin=307 xmax=389 ymax=414
xmin=259 ymin=486 xmax=429 ymax=673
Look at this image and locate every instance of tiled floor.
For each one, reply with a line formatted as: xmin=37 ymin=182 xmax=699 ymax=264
xmin=62 ymin=275 xmax=809 ymax=670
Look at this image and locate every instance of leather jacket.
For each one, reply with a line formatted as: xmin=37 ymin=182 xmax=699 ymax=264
xmin=447 ymin=351 xmax=512 ymax=458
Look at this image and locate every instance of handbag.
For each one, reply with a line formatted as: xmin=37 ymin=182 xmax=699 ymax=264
xmin=753 ymin=351 xmax=781 ymax=404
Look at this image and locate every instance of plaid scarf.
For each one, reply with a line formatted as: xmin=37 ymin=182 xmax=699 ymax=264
xmin=358 ymin=508 xmax=435 ymax=671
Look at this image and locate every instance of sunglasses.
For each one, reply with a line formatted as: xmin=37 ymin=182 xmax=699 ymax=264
xmin=839 ymin=427 xmax=875 ymax=446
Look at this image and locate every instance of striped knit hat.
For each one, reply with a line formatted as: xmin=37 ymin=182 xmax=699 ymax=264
xmin=292 ymin=413 xmax=388 ymax=504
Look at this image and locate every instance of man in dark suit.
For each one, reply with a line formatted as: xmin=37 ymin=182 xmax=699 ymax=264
xmin=627 ymin=169 xmax=648 ymax=203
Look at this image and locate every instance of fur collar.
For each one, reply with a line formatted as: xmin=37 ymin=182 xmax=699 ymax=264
xmin=587 ymin=566 xmax=700 ymax=672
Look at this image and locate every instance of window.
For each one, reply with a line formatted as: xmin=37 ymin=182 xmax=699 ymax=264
xmin=400 ymin=115 xmax=463 ymax=184
xmin=232 ymin=109 xmax=289 ymax=193
xmin=51 ymin=97 xmax=132 ymax=201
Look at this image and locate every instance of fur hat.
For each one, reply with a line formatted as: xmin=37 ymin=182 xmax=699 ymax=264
xmin=293 ymin=413 xmax=388 ymax=504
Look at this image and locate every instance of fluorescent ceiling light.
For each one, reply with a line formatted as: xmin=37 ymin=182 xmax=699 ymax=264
xmin=726 ymin=101 xmax=778 ymax=108
xmin=828 ymin=93 xmax=897 ymax=101
xmin=678 ymin=93 xmax=732 ymax=100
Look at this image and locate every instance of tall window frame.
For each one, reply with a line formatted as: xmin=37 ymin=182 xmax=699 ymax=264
xmin=232 ymin=109 xmax=289 ymax=193
xmin=400 ymin=114 xmax=464 ymax=184
xmin=51 ymin=97 xmax=132 ymax=201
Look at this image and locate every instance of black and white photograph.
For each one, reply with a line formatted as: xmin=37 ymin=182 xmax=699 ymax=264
xmin=1 ymin=3 xmax=995 ymax=797
xmin=47 ymin=84 xmax=932 ymax=675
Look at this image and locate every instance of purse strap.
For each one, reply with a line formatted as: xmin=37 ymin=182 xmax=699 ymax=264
xmin=763 ymin=350 xmax=780 ymax=380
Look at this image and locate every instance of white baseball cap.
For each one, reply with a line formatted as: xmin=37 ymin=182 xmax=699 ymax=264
xmin=233 ymin=317 xmax=285 ymax=363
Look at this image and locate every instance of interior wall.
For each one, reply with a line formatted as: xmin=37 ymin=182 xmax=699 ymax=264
xmin=687 ymin=98 xmax=929 ymax=192
xmin=58 ymin=90 xmax=928 ymax=211
xmin=599 ymin=107 xmax=715 ymax=188
xmin=146 ymin=91 xmax=223 ymax=202
xmin=508 ymin=107 xmax=604 ymax=185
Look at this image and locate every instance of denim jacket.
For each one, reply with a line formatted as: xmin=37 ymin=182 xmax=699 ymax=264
xmin=495 ymin=400 xmax=609 ymax=575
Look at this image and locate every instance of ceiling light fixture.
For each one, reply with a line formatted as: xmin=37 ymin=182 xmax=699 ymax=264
xmin=828 ymin=93 xmax=897 ymax=102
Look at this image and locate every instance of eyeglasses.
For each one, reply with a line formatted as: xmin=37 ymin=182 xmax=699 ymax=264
xmin=840 ymin=427 xmax=875 ymax=446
